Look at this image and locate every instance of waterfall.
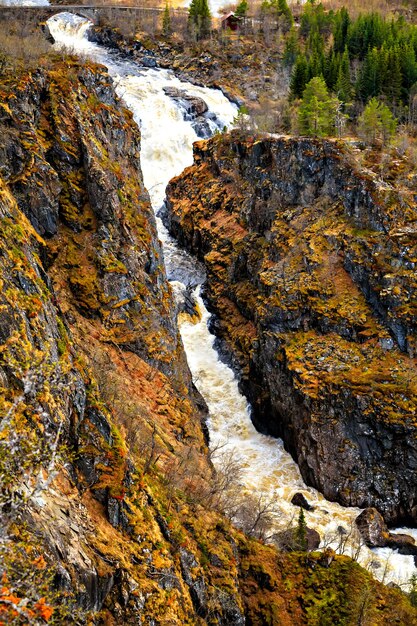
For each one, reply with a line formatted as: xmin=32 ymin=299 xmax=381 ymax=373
xmin=47 ymin=12 xmax=416 ymax=588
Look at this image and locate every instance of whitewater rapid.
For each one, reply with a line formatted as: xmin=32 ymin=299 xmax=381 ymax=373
xmin=47 ymin=12 xmax=416 ymax=588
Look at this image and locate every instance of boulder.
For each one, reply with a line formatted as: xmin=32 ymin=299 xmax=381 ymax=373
xmin=163 ymin=86 xmax=208 ymax=118
xmin=386 ymin=533 xmax=417 ymax=556
xmin=307 ymin=527 xmax=321 ymax=551
xmin=356 ymin=508 xmax=389 ymax=547
xmin=274 ymin=526 xmax=320 ymax=552
xmin=356 ymin=508 xmax=417 ymax=555
xmin=291 ymin=492 xmax=314 ymax=511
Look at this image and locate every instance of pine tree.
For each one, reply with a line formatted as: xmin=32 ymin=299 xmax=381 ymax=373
xmin=283 ymin=26 xmax=299 ymax=67
xmin=307 ymin=29 xmax=325 ymax=58
xmin=298 ymin=76 xmax=340 ymax=137
xmin=381 ymin=46 xmax=402 ymax=107
xmin=335 ymin=47 xmax=352 ymax=103
xmin=277 ymin=0 xmax=293 ymax=30
xmin=188 ymin=0 xmax=200 ymax=24
xmin=358 ymin=97 xmax=397 ymax=145
xmin=357 ymin=48 xmax=381 ymax=102
xmin=188 ymin=0 xmax=211 ymax=39
xmin=308 ymin=51 xmax=325 ymax=81
xmin=290 ymin=54 xmax=309 ymax=99
xmin=235 ymin=0 xmax=248 ymax=18
xmin=324 ymin=49 xmax=340 ymax=91
xmin=162 ymin=3 xmax=172 ymax=37
xmin=401 ymin=44 xmax=417 ymax=101
xmin=295 ymin=508 xmax=308 ymax=551
xmin=199 ymin=0 xmax=211 ymax=37
xmin=333 ymin=7 xmax=350 ymax=54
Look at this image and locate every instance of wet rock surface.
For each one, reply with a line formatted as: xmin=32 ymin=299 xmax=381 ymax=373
xmin=163 ymin=86 xmax=208 ymax=116
xmin=291 ymin=492 xmax=314 ymax=511
xmin=162 ymin=86 xmax=213 ymax=138
xmin=356 ymin=508 xmax=417 ymax=555
xmin=164 ymin=132 xmax=417 ymax=525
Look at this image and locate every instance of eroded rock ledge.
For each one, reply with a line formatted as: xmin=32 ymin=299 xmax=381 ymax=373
xmin=164 ymin=132 xmax=417 ymax=526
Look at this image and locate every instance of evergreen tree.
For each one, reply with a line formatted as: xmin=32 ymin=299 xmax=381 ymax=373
xmin=300 ymin=1 xmax=333 ymax=39
xmin=295 ymin=508 xmax=308 ymax=551
xmin=188 ymin=0 xmax=211 ymax=39
xmin=335 ymin=47 xmax=352 ymax=103
xmin=290 ymin=54 xmax=309 ymax=99
xmin=333 ymin=7 xmax=350 ymax=54
xmin=188 ymin=0 xmax=199 ymax=26
xmin=162 ymin=3 xmax=172 ymax=37
xmin=401 ymin=44 xmax=417 ymax=101
xmin=261 ymin=0 xmax=293 ymax=31
xmin=358 ymin=97 xmax=397 ymax=144
xmin=298 ymin=76 xmax=340 ymax=136
xmin=277 ymin=0 xmax=293 ymax=30
xmin=381 ymin=46 xmax=402 ymax=107
xmin=324 ymin=49 xmax=340 ymax=91
xmin=307 ymin=29 xmax=325 ymax=58
xmin=357 ymin=48 xmax=381 ymax=102
xmin=299 ymin=2 xmax=314 ymax=38
xmin=235 ymin=0 xmax=248 ymax=18
xmin=283 ymin=26 xmax=299 ymax=67
xmin=308 ymin=51 xmax=325 ymax=81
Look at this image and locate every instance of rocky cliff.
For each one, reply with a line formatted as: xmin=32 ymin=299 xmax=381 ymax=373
xmin=1 ymin=56 xmax=417 ymax=625
xmin=164 ymin=132 xmax=417 ymax=527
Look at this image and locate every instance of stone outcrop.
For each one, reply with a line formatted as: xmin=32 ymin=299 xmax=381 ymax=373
xmin=0 ymin=58 xmax=217 ymax=623
xmin=164 ymin=132 xmax=417 ymax=526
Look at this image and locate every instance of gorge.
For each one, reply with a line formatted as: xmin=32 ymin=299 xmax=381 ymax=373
xmin=0 ymin=6 xmax=417 ymax=624
xmin=49 ymin=12 xmax=417 ymax=582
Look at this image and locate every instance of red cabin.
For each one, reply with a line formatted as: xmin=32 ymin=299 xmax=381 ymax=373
xmin=221 ymin=12 xmax=241 ymax=31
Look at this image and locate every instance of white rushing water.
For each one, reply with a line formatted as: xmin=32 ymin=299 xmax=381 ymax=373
xmin=0 ymin=0 xmax=49 ymax=5
xmin=47 ymin=12 xmax=416 ymax=588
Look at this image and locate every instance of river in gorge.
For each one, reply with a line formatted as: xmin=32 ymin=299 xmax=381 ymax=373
xmin=47 ymin=12 xmax=416 ymax=588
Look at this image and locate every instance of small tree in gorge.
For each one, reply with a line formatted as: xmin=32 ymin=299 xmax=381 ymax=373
xmin=295 ymin=508 xmax=308 ymax=551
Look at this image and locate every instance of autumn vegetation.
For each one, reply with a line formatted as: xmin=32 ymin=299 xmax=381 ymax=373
xmin=1 ymin=1 xmax=417 ymax=624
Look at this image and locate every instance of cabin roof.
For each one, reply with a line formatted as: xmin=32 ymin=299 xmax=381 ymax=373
xmin=221 ymin=11 xmax=237 ymax=20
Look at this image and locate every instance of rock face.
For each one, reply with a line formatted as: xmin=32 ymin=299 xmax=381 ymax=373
xmin=163 ymin=86 xmax=208 ymax=116
xmin=0 ymin=59 xmax=247 ymax=624
xmin=164 ymin=132 xmax=417 ymax=526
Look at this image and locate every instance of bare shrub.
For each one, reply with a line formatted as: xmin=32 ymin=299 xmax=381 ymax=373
xmin=233 ymin=493 xmax=281 ymax=541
